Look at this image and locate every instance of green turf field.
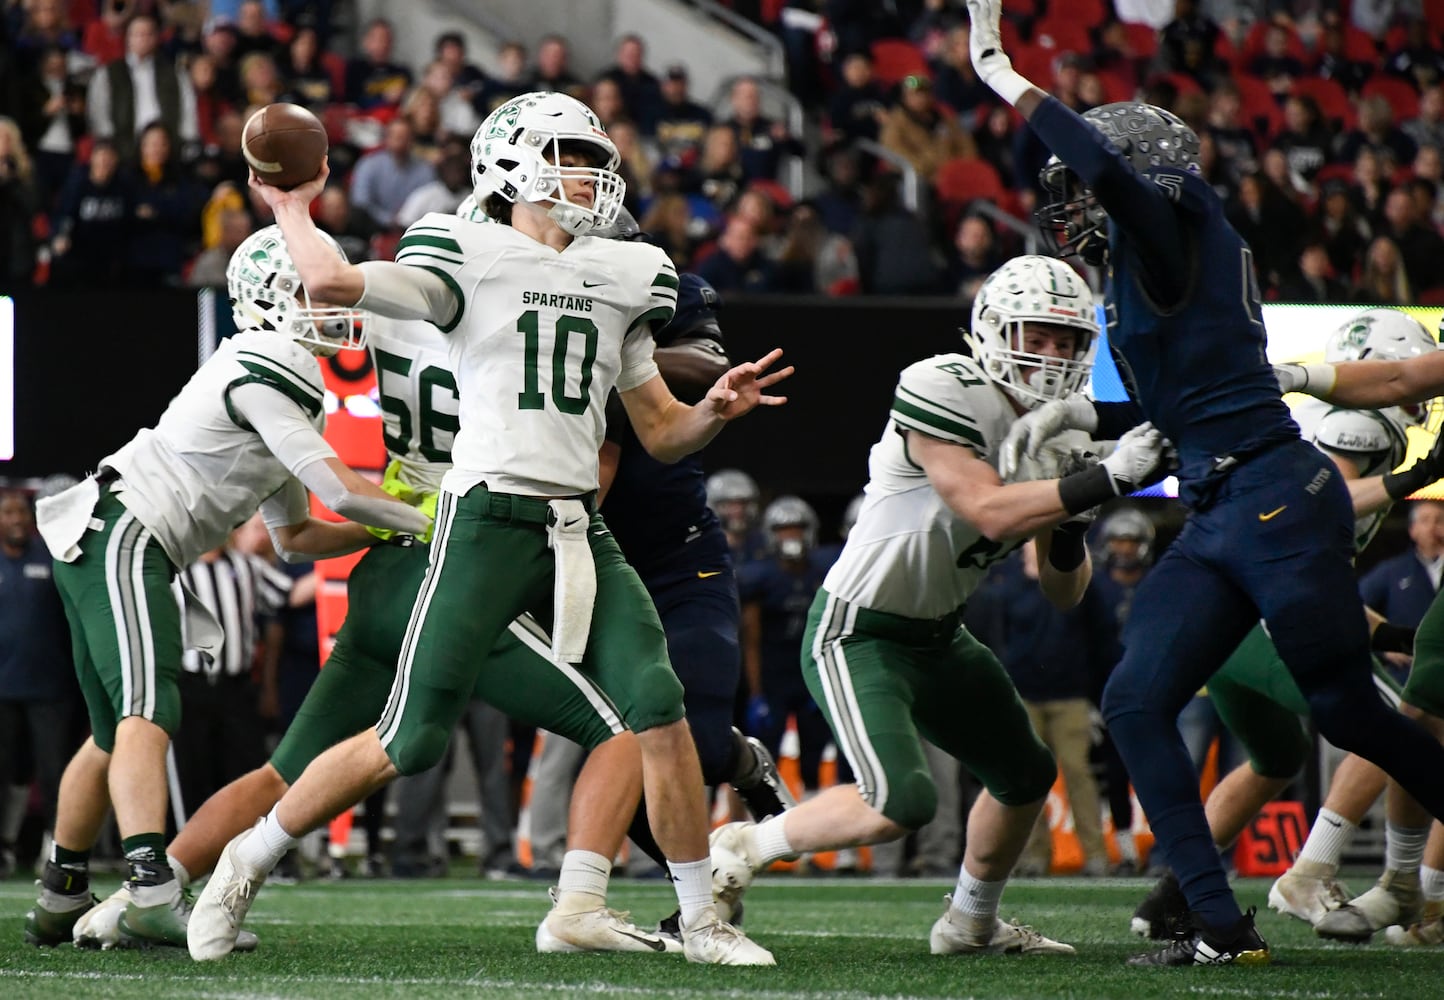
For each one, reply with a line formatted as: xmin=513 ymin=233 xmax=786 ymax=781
xmin=0 ymin=874 xmax=1434 ymax=998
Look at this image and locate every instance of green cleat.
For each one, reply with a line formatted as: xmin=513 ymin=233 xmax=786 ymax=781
xmin=24 ymin=889 xmax=98 ymax=947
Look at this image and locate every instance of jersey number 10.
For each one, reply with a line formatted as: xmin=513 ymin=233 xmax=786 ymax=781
xmin=517 ymin=310 xmax=599 ymax=415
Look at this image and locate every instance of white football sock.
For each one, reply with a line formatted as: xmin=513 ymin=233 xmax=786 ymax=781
xmin=951 ymin=866 xmax=1006 ymax=921
xmin=1420 ymin=865 xmax=1444 ymax=902
xmin=668 ymin=857 xmax=717 ymax=928
xmin=554 ymin=850 xmax=610 ymax=913
xmin=1385 ymin=823 xmax=1429 ymax=875
xmin=169 ymin=856 xmax=191 ymax=890
xmin=752 ymin=815 xmax=797 ymax=866
xmin=1297 ymin=808 xmax=1354 ymax=868
xmin=235 ymin=808 xmax=297 ymax=874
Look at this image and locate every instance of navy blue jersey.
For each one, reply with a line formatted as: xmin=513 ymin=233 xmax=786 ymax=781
xmin=738 ymin=556 xmax=829 ymax=679
xmin=0 ymin=537 xmax=76 ymax=702
xmin=1031 ymin=98 xmax=1301 ymax=500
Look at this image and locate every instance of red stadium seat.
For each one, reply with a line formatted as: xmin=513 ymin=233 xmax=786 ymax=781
xmin=369 ymin=230 xmax=401 ymax=262
xmin=1362 ymin=75 xmax=1420 ymax=120
xmin=1123 ymin=22 xmax=1160 ymax=60
xmin=934 ymin=156 xmax=1006 ymax=204
xmin=1419 ymin=287 xmax=1444 ymax=305
xmin=1214 ymin=32 xmax=1242 ymax=71
xmin=1156 ymin=71 xmax=1204 ymax=96
xmin=1097 ymin=70 xmax=1137 ymax=104
xmin=1241 ymin=20 xmax=1307 ymax=65
xmin=1341 ymin=25 xmax=1382 ymax=64
xmin=1428 ymin=0 xmax=1444 ymax=35
xmin=322 ymin=52 xmax=347 ymax=98
xmin=1233 ymin=74 xmax=1283 ymax=140
xmin=1033 ymin=19 xmax=1092 ymax=55
xmin=871 ymin=39 xmax=930 ymax=88
xmin=1065 ymin=0 xmax=1108 ymax=29
xmin=1292 ymin=77 xmax=1355 ymax=130
xmin=1312 ymin=162 xmax=1357 ymax=187
xmin=1001 ymin=0 xmax=1038 ymax=17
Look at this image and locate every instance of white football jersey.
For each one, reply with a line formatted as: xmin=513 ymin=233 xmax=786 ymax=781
xmin=101 ymin=331 xmax=330 ymax=567
xmin=368 ymin=314 xmax=458 ymax=495
xmin=824 ymin=353 xmax=1025 ymax=620
xmin=394 ymin=213 xmax=676 ymax=497
xmin=1293 ymin=396 xmax=1410 ymax=552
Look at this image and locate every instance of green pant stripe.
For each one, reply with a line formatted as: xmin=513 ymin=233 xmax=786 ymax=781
xmin=811 ymin=592 xmax=888 ymax=810
xmin=380 ymin=489 xmax=459 ymax=744
xmin=107 ymin=511 xmax=153 ymax=718
xmin=508 ymin=615 xmax=625 ymax=736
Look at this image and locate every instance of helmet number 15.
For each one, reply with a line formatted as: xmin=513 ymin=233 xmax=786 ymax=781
xmin=517 ymin=310 xmax=599 ymax=415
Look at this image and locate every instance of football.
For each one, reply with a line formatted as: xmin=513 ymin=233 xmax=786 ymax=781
xmin=242 ymin=103 xmax=328 ymax=190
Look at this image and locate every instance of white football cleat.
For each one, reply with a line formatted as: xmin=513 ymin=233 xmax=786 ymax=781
xmin=188 ymin=827 xmax=268 ymax=961
xmin=73 ymin=887 xmax=131 ymax=949
xmin=1267 ymin=860 xmax=1352 ymax=925
xmin=709 ymin=822 xmax=758 ymax=925
xmin=1315 ymin=869 xmax=1422 ymax=942
xmin=930 ymin=895 xmax=1075 ymax=955
xmin=535 ymin=888 xmax=672 ymax=954
xmin=681 ymin=916 xmax=775 ymax=965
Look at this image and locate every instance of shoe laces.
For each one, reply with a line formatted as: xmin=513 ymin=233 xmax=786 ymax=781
xmin=218 ymin=874 xmax=255 ymax=920
xmin=1323 ymin=880 xmax=1351 ymax=908
xmin=1003 ymin=920 xmax=1048 ymax=946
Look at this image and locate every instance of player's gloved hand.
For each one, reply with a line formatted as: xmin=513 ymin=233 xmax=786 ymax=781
xmin=965 ymin=0 xmax=1033 ymax=104
xmin=999 ymin=393 xmax=1100 ymax=481
xmin=1383 ymin=426 xmax=1444 ymax=501
xmin=367 ymin=459 xmax=436 ymax=543
xmin=1272 ymin=362 xmax=1338 ymax=398
xmin=1102 ymin=422 xmax=1171 ymax=493
xmin=746 ymin=694 xmax=772 ymax=735
xmin=1371 ymin=621 xmax=1416 ymax=655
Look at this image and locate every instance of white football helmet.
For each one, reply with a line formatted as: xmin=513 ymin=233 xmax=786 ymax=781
xmin=455 ymin=193 xmax=493 ymax=223
xmin=1325 ymin=308 xmax=1440 ymax=426
xmin=706 ymin=469 xmax=760 ymax=534
xmin=470 ymin=91 xmax=625 ymax=236
xmin=763 ymin=495 xmax=819 ymax=559
xmin=968 ymin=255 xmax=1098 ymax=410
xmin=226 ymin=225 xmax=365 ymax=355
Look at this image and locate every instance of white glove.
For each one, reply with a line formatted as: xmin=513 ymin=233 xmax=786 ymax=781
xmin=1101 ymin=422 xmax=1169 ymax=494
xmin=965 ymin=0 xmax=1034 ymax=105
xmin=1273 ymin=362 xmax=1337 ymax=398
xmin=999 ymin=394 xmax=1099 ymax=481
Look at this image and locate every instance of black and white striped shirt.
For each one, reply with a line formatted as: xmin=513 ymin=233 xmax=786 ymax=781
xmin=179 ymin=548 xmax=292 ymax=678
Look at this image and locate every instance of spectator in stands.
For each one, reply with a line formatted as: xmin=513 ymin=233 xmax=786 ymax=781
xmin=315 ymin=184 xmax=375 ymax=263
xmin=1250 ymin=22 xmax=1307 ymax=97
xmin=201 ymin=18 xmax=244 ymax=106
xmin=1158 ymin=0 xmax=1223 ymax=87
xmin=233 ymin=0 xmax=281 ymax=62
xmin=1278 ymin=240 xmax=1349 ymax=302
xmin=280 ymin=26 xmax=335 ymax=108
xmin=402 ymin=87 xmax=444 ymax=163
xmin=1360 ymin=500 xmax=1444 ymax=680
xmin=50 ymin=139 xmax=131 ymax=287
xmin=345 ymin=17 xmax=412 ymax=110
xmin=194 ymin=107 xmax=249 ymax=190
xmin=599 ymin=34 xmax=664 ymax=134
xmin=187 ymin=205 xmax=250 ymax=286
xmin=1353 ymin=235 xmax=1413 ymax=304
xmin=126 ymin=121 xmax=203 ymax=286
xmin=1413 ymin=149 xmax=1443 ymax=224
xmin=1381 ymin=185 xmax=1444 ymax=293
xmin=930 ymin=23 xmax=989 ymax=124
xmin=852 ymin=172 xmax=940 ymax=294
xmin=943 ymin=212 xmax=1002 ymax=300
xmin=639 ymin=191 xmax=699 ymax=264
xmin=1404 ymin=87 xmax=1444 ymax=154
xmin=529 ymin=34 xmax=584 ymax=99
xmin=812 ymin=144 xmax=864 ymax=236
xmin=1384 ymin=18 xmax=1444 ymax=92
xmin=1196 ymin=131 xmax=1237 ymax=202
xmin=394 ymin=149 xmax=470 ymax=229
xmin=827 ymin=51 xmax=887 ymax=145
xmin=608 ymin=119 xmax=654 ymax=207
xmin=19 ymin=47 xmax=85 ymax=206
xmin=476 ymin=41 xmax=527 ymax=115
xmin=696 ymin=215 xmax=776 ymax=292
xmin=1227 ymin=171 xmax=1305 ymax=293
xmin=350 ymin=117 xmax=435 ymax=227
xmin=732 ymin=186 xmax=785 ymax=256
xmin=723 ymin=75 xmax=801 ymax=182
xmin=87 ymin=13 xmax=199 ymax=163
xmin=1013 ymin=53 xmax=1088 ymax=206
xmin=188 ymin=54 xmax=229 ymax=148
xmin=771 ymin=200 xmax=858 ymax=294
xmin=0 ymin=117 xmax=38 ymax=283
xmin=239 ymin=51 xmax=284 ymax=108
xmin=11 ymin=0 xmax=79 ymax=69
xmin=974 ymin=104 xmax=1018 ymax=188
xmin=1092 ymin=19 xmax=1146 ymax=91
xmin=420 ymin=60 xmax=479 ymax=140
xmin=588 ymin=77 xmax=627 ymax=130
xmin=1337 ymin=94 xmax=1418 ymax=171
xmin=1261 ymin=147 xmax=1311 ymax=208
xmin=1311 ymin=177 xmax=1373 ymax=278
xmin=878 ymin=73 xmax=974 ymax=183
xmin=1352 ymin=146 xmax=1392 ymax=228
xmin=434 ymin=31 xmax=487 ymax=104
xmin=1314 ymin=18 xmax=1375 ymax=96
xmin=655 ymin=64 xmax=712 ymax=166
xmin=689 ymin=123 xmax=746 ymax=215
xmin=1204 ymin=82 xmax=1259 ymax=185
xmin=1272 ymin=94 xmax=1333 ymax=182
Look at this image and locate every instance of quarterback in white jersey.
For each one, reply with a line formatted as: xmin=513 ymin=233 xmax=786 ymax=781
xmin=195 ymin=91 xmax=788 ymax=967
xmin=23 ymin=227 xmax=430 ymax=952
xmin=708 ymin=256 xmax=1170 ymax=959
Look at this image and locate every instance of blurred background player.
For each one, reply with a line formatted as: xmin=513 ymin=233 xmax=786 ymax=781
xmin=706 ymin=469 xmax=767 ymax=568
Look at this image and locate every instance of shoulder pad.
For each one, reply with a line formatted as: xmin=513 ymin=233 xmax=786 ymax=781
xmin=622 ymin=243 xmax=679 ymax=334
xmin=1143 ymin=167 xmax=1212 ymax=215
xmin=891 ymin=354 xmax=992 ymax=450
xmin=1313 ymin=407 xmax=1397 ymax=455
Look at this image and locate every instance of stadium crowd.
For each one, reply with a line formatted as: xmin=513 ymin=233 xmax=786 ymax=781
xmin=0 ymin=0 xmax=1442 ymax=298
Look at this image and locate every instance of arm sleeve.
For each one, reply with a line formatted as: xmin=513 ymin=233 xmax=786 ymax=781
xmin=259 ymin=477 xmax=310 ymax=530
xmin=629 ymin=253 xmax=679 ymax=336
xmin=228 ymin=381 xmax=337 ymax=475
xmin=617 ymin=329 xmax=661 ymax=393
xmin=294 ymin=458 xmax=432 ymax=535
xmin=1028 ymin=97 xmax=1189 ymax=281
xmin=356 ymin=260 xmax=461 ymax=329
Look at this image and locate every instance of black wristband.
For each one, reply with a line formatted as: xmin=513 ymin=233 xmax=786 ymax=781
xmin=1370 ymin=622 xmax=1416 ymax=655
xmin=1058 ymin=464 xmax=1116 ymax=516
xmin=1383 ymin=461 xmax=1437 ymax=502
xmin=1048 ymin=522 xmax=1088 ymax=572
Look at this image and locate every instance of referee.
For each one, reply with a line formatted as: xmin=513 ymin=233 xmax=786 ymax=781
xmin=170 ymin=526 xmax=292 ymax=828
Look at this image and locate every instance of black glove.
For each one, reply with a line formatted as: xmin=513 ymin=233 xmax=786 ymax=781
xmin=1383 ymin=432 xmax=1444 ymax=501
xmin=1370 ymin=622 xmax=1416 ymax=655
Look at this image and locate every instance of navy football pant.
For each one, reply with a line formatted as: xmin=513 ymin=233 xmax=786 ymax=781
xmin=1103 ymin=440 xmax=1444 ymax=931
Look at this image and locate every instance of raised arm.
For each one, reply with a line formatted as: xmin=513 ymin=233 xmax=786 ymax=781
xmin=1277 ymin=354 xmax=1444 ymax=409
